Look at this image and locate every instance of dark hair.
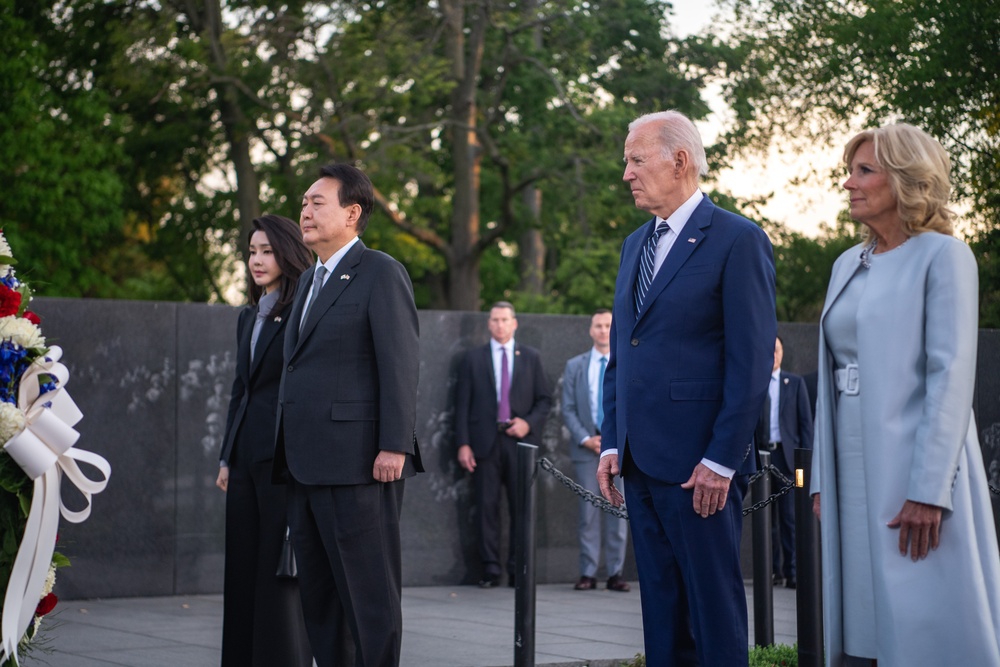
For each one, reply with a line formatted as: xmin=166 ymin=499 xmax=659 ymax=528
xmin=247 ymin=214 xmax=314 ymax=310
xmin=593 ymin=308 xmax=611 ymax=317
xmin=317 ymin=163 xmax=376 ymax=235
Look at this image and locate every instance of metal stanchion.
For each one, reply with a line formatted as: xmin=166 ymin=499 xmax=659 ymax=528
xmin=752 ymin=451 xmax=774 ymax=646
xmin=514 ymin=442 xmax=538 ymax=667
xmin=794 ymin=448 xmax=823 ymax=667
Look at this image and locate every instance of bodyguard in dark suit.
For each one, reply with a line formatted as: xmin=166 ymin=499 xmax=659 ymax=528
xmin=218 ymin=215 xmax=313 ymax=667
xmin=598 ymin=111 xmax=776 ymax=666
xmin=561 ymin=309 xmax=630 ymax=592
xmin=274 ymin=164 xmax=421 ymax=667
xmin=455 ymin=302 xmax=552 ymax=588
xmin=755 ymin=336 xmax=813 ymax=588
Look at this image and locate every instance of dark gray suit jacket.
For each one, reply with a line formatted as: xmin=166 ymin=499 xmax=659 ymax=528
xmin=274 ymin=239 xmax=421 ymax=485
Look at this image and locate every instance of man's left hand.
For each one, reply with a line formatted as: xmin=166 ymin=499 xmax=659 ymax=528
xmin=373 ymin=450 xmax=406 ymax=482
xmin=504 ymin=417 xmax=531 ymax=439
xmin=680 ymin=463 xmax=731 ymax=518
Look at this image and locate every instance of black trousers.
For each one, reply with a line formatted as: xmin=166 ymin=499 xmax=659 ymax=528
xmin=222 ymin=459 xmax=312 ymax=667
xmin=473 ymin=432 xmax=519 ymax=578
xmin=288 ymin=478 xmax=405 ymax=667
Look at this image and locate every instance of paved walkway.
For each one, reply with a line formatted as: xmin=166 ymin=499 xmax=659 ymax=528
xmin=31 ymin=583 xmax=798 ymax=666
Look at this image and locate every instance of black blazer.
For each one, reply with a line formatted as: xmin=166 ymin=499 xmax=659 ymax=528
xmin=454 ymin=341 xmax=552 ymax=458
xmin=221 ymin=301 xmax=292 ymax=466
xmin=274 ymin=240 xmax=421 ymax=485
xmin=755 ymin=370 xmax=814 ymax=471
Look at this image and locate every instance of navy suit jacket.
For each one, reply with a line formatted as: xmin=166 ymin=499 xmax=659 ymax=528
xmin=454 ymin=341 xmax=551 ymax=458
xmin=756 ymin=371 xmax=814 ymax=472
xmin=602 ymin=196 xmax=776 ymax=483
xmin=221 ymin=302 xmax=291 ymax=466
xmin=273 ymin=239 xmax=421 ymax=485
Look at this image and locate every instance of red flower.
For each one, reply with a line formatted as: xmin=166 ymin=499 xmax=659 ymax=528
xmin=35 ymin=593 xmax=57 ymax=617
xmin=0 ymin=285 xmax=21 ymax=318
xmin=22 ymin=311 xmax=40 ymax=325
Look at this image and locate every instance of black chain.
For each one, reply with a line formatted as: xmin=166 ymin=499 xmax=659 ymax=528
xmin=538 ymin=457 xmax=630 ymax=520
xmin=536 ymin=457 xmax=796 ymax=520
xmin=992 ymin=484 xmax=1000 ymax=496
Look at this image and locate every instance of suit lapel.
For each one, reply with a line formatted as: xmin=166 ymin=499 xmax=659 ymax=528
xmin=249 ymin=304 xmax=288 ymax=378
xmin=294 ymin=240 xmax=367 ymax=352
xmin=483 ymin=344 xmax=498 ymax=402
xmin=819 ymin=246 xmax=865 ymax=326
xmin=236 ymin=310 xmax=253 ymax=384
xmin=577 ymin=355 xmax=593 ymax=431
xmin=634 ymin=197 xmax=713 ymax=327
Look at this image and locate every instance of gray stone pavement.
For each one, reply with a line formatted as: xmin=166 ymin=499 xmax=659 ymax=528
xmin=28 ymin=582 xmax=798 ymax=666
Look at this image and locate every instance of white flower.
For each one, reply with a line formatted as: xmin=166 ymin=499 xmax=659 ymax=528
xmin=0 ymin=233 xmax=12 ymax=258
xmin=0 ymin=402 xmax=25 ymax=443
xmin=0 ymin=316 xmax=44 ymax=349
xmin=42 ymin=563 xmax=56 ymax=596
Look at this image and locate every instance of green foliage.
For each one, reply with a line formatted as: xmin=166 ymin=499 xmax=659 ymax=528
xmin=620 ymin=644 xmax=799 ymax=666
xmin=715 ymin=0 xmax=1000 ymax=326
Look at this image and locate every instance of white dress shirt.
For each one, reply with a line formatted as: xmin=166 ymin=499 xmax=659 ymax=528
xmin=298 ymin=235 xmax=360 ymax=330
xmin=768 ymin=369 xmax=782 ymax=444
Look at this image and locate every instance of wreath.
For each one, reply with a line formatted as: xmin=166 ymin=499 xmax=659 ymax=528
xmin=0 ymin=232 xmax=111 ymax=665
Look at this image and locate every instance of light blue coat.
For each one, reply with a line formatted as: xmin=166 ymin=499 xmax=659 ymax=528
xmin=811 ymin=232 xmax=1000 ymax=666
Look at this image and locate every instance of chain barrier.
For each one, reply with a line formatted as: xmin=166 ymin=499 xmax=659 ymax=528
xmin=536 ymin=457 xmax=797 ymax=521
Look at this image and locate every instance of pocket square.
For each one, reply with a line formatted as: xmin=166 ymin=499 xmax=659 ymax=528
xmin=340 ymin=274 xmax=350 ymax=280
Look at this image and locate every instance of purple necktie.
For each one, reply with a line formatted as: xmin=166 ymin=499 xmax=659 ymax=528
xmin=497 ymin=347 xmax=511 ymax=423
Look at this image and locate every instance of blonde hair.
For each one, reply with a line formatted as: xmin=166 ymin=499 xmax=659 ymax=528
xmin=844 ymin=123 xmax=954 ymax=241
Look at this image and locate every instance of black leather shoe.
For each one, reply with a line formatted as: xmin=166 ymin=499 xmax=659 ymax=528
xmin=785 ymin=578 xmax=797 ymax=589
xmin=772 ymin=575 xmax=785 ymax=586
xmin=508 ymin=575 xmax=516 ymax=588
xmin=478 ymin=575 xmax=501 ymax=589
xmin=606 ymin=574 xmax=631 ymax=592
xmin=574 ymin=576 xmax=597 ymax=590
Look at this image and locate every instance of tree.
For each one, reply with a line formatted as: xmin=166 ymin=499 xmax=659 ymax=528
xmin=713 ymin=0 xmax=1000 ymax=324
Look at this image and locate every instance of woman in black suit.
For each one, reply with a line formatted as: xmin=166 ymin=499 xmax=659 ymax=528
xmin=216 ymin=214 xmax=313 ymax=667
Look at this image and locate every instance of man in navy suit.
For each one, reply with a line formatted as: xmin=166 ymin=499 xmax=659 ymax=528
xmin=455 ymin=302 xmax=552 ymax=588
xmin=561 ymin=309 xmax=630 ymax=592
xmin=756 ymin=336 xmax=813 ymax=588
xmin=274 ymin=163 xmax=421 ymax=667
xmin=597 ymin=111 xmax=776 ymax=665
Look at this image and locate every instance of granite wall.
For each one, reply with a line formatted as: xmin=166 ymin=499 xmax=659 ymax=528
xmin=25 ymin=298 xmax=1000 ymax=600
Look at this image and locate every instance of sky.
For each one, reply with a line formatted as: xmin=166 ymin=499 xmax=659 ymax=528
xmin=671 ymin=3 xmax=846 ymax=238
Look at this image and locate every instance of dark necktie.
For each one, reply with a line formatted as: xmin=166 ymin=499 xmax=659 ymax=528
xmin=299 ymin=265 xmax=327 ymax=332
xmin=596 ymin=356 xmax=607 ymax=429
xmin=497 ymin=347 xmax=511 ymax=423
xmin=633 ymin=220 xmax=670 ymax=316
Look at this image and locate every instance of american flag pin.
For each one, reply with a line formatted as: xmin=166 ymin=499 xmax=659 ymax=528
xmin=687 ymin=237 xmax=696 ymax=243
xmin=340 ymin=274 xmax=350 ymax=280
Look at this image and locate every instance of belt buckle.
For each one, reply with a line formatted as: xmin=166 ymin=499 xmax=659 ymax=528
xmin=836 ymin=364 xmax=860 ymax=396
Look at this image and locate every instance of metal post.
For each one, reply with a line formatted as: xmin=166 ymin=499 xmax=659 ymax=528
xmin=514 ymin=442 xmax=538 ymax=667
xmin=752 ymin=451 xmax=774 ymax=646
xmin=794 ymin=448 xmax=823 ymax=667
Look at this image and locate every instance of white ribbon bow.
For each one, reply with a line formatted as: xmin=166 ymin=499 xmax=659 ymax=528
xmin=0 ymin=346 xmax=111 ymax=663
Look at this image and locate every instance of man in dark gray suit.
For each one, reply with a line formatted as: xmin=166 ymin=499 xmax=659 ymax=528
xmin=561 ymin=309 xmax=630 ymax=592
xmin=274 ymin=163 xmax=421 ymax=667
xmin=455 ymin=302 xmax=552 ymax=588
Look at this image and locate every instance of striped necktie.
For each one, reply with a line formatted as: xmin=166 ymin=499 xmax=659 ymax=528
xmin=633 ymin=220 xmax=670 ymax=316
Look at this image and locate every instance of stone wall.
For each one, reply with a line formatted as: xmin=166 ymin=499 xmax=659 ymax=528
xmin=27 ymin=298 xmax=1000 ymax=599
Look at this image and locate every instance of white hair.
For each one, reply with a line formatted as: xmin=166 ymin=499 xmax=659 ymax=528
xmin=629 ymin=111 xmax=708 ymax=177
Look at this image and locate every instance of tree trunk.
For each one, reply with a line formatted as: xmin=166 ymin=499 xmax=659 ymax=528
xmin=443 ymin=0 xmax=485 ymax=311
xmin=519 ymin=188 xmax=545 ymax=295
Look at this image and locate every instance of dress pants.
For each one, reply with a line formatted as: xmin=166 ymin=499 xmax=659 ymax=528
xmin=288 ymin=478 xmax=405 ymax=667
xmin=474 ymin=432 xmax=519 ymax=578
xmin=769 ymin=447 xmax=796 ymax=581
xmin=222 ymin=459 xmax=312 ymax=667
xmin=623 ymin=453 xmax=748 ymax=666
xmin=573 ymin=456 xmax=628 ymax=578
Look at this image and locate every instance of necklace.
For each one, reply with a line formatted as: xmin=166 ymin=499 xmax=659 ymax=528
xmin=860 ymin=236 xmax=909 ymax=269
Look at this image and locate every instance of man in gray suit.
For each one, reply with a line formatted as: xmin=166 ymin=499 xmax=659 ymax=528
xmin=274 ymin=163 xmax=421 ymax=667
xmin=561 ymin=309 xmax=630 ymax=592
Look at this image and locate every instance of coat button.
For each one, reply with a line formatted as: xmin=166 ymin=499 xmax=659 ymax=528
xmin=630 ymin=338 xmax=639 ymax=346
xmin=287 ymin=365 xmax=294 ymax=372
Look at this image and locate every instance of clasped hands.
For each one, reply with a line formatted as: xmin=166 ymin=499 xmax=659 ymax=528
xmin=597 ymin=456 xmax=730 ymax=518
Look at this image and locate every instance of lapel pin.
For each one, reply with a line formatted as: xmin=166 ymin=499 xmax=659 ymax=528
xmin=340 ymin=274 xmax=350 ymax=280
xmin=783 ymin=377 xmax=789 ymax=385
xmin=687 ymin=237 xmax=696 ymax=243
xmin=273 ymin=316 xmax=282 ymax=323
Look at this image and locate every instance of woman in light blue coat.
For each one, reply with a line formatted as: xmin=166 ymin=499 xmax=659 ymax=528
xmin=811 ymin=123 xmax=1000 ymax=666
